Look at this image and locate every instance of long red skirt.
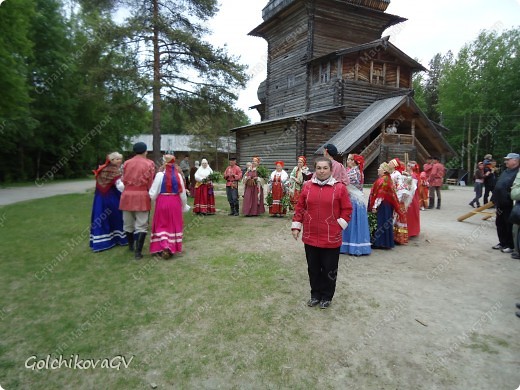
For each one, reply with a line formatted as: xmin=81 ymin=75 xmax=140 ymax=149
xmin=243 ymin=184 xmax=265 ymax=216
xmin=193 ymin=183 xmax=215 ymax=214
xmin=150 ymin=194 xmax=183 ymax=254
xmin=269 ymin=181 xmax=286 ymax=215
xmin=407 ymin=191 xmax=421 ymax=237
xmin=290 ymin=189 xmax=300 ymax=210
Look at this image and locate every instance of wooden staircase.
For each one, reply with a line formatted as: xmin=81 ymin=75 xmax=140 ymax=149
xmin=360 ymin=133 xmax=428 ymax=183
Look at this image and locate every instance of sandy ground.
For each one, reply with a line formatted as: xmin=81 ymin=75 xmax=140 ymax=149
xmin=268 ymin=184 xmax=520 ymax=389
xmin=210 ymin=183 xmax=520 ymax=389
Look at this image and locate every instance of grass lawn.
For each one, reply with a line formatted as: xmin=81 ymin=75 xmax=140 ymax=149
xmin=0 ymin=192 xmax=325 ymax=389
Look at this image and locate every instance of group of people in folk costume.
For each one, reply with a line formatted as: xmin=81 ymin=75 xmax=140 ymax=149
xmin=90 ymin=142 xmax=189 ymax=260
xmin=240 ymin=155 xmax=311 ymax=218
xmin=89 ymin=140 xmax=436 ymax=262
xmin=368 ymin=157 xmax=432 ymax=249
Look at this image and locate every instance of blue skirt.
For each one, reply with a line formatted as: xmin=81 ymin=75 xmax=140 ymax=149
xmin=341 ymin=198 xmax=372 ymax=255
xmin=89 ymin=187 xmax=127 ymax=252
xmin=372 ymin=201 xmax=395 ymax=249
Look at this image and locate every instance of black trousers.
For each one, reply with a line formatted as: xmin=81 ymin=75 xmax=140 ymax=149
xmin=226 ymin=186 xmax=239 ymax=206
xmin=483 ymin=185 xmax=493 ymax=204
xmin=429 ymin=186 xmax=441 ymax=201
xmin=304 ymin=244 xmax=341 ymax=301
xmin=496 ymin=204 xmax=514 ymax=249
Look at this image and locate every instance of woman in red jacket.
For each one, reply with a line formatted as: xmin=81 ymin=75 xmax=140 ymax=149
xmin=292 ymin=157 xmax=352 ymax=309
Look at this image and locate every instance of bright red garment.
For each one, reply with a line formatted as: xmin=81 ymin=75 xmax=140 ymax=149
xmin=292 ymin=178 xmax=352 ymax=248
xmin=193 ymin=183 xmax=215 ymax=214
xmin=368 ymin=173 xmax=402 ymax=216
xmin=224 ymin=165 xmax=243 ymax=187
xmin=407 ymin=173 xmax=421 ymax=237
xmin=120 ymin=155 xmax=155 ymax=211
xmin=269 ymin=175 xmax=287 ymax=215
xmin=429 ymin=162 xmax=445 ymax=187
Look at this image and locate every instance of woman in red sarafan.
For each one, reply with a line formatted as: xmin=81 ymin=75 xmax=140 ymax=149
xmin=406 ymin=161 xmax=421 ymax=237
xmin=242 ymin=156 xmax=265 ymax=216
xmin=193 ymin=158 xmax=215 ymax=215
xmin=268 ymin=160 xmax=289 ymax=216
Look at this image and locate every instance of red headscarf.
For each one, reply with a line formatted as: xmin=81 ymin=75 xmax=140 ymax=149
xmin=368 ymin=173 xmax=403 ymax=218
xmin=297 ymin=156 xmax=307 ymax=166
xmin=353 ymin=154 xmax=365 ymax=173
xmin=275 ymin=160 xmax=285 ymax=167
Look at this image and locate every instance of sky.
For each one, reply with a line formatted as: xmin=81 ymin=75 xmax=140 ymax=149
xmin=206 ymin=0 xmax=520 ymax=124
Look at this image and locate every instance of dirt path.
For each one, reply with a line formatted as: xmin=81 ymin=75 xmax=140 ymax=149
xmin=0 ymin=180 xmax=94 ymax=206
xmin=236 ymin=184 xmax=519 ymax=389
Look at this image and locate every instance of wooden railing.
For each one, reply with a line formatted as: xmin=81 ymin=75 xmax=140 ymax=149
xmin=414 ymin=138 xmax=429 ymax=162
xmin=360 ymin=133 xmax=430 ymax=168
xmin=360 ymin=133 xmax=383 ymax=167
xmin=382 ymin=133 xmax=414 ymax=145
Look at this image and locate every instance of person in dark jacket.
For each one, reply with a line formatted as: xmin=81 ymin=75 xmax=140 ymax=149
xmin=483 ymin=159 xmax=496 ymax=204
xmin=292 ymin=157 xmax=352 ymax=309
xmin=490 ymin=153 xmax=519 ymax=253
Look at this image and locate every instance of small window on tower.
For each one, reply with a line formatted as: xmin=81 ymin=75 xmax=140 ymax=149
xmin=287 ymin=74 xmax=295 ymax=88
xmin=320 ymin=62 xmax=330 ymax=83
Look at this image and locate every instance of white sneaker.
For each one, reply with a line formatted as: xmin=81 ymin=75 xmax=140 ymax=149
xmin=501 ymin=247 xmax=513 ymax=253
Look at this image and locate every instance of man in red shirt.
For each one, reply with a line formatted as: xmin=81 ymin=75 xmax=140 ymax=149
xmin=428 ymin=156 xmax=445 ymax=209
xmin=224 ymin=157 xmax=243 ymax=216
xmin=119 ymin=142 xmax=156 ymax=259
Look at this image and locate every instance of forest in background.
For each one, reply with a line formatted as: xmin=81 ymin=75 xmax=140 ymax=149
xmin=0 ymin=0 xmax=518 ymax=182
xmin=0 ymin=0 xmax=249 ymax=182
xmin=413 ymin=27 xmax=520 ymax=174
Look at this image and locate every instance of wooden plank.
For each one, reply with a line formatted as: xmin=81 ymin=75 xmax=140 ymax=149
xmin=457 ymin=202 xmax=495 ymax=222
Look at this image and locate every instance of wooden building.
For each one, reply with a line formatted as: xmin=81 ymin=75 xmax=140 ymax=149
xmin=231 ymin=0 xmax=456 ymax=178
xmin=128 ymin=134 xmax=236 ymax=171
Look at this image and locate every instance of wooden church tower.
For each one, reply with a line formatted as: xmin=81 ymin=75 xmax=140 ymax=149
xmin=232 ymin=0 xmax=456 ymax=178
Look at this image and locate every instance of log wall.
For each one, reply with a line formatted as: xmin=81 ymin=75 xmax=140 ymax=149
xmin=312 ymin=0 xmax=402 ymax=57
xmin=264 ymin=6 xmax=309 ymax=119
xmin=236 ymin=121 xmax=301 ymax=170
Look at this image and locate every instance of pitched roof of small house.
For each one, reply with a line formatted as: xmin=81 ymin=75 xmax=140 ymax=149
xmin=230 ymin=106 xmax=344 ymax=133
xmin=309 ymin=36 xmax=426 ymax=71
xmin=316 ymin=95 xmax=407 ymax=155
xmin=315 ymin=95 xmax=457 ymax=157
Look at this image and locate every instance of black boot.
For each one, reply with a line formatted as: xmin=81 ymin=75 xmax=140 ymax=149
xmin=134 ymin=232 xmax=147 ymax=260
xmin=428 ymin=197 xmax=434 ymax=209
xmin=126 ymin=231 xmax=135 ymax=251
xmin=228 ymin=204 xmax=235 ymax=216
xmin=234 ymin=202 xmax=240 ymax=216
xmin=436 ymin=199 xmax=441 ymax=209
